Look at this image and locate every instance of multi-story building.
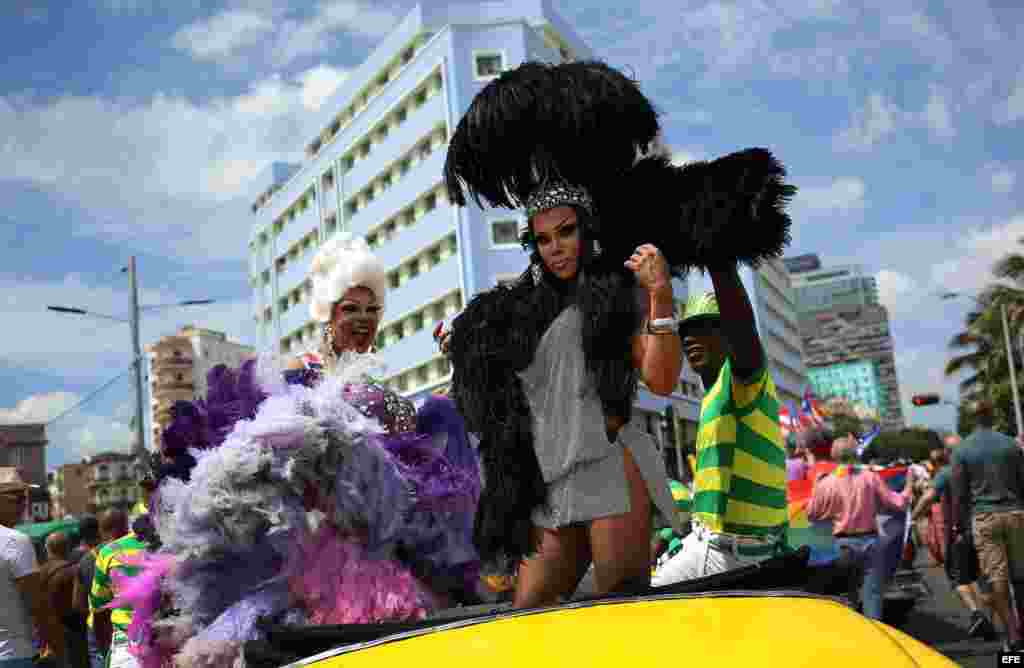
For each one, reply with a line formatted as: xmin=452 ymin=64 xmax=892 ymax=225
xmin=785 ymin=254 xmax=879 ymax=315
xmin=146 ymin=325 xmax=255 ymax=447
xmin=51 ymin=462 xmax=91 ymax=518
xmin=0 ymin=423 xmax=47 ymax=487
xmin=86 ymin=451 xmax=140 ymax=514
xmin=806 ymin=359 xmax=885 ymax=419
xmin=687 ymin=259 xmax=808 ymax=408
xmin=246 ymin=1 xmax=702 ymax=437
xmin=800 ymin=305 xmax=905 ymax=430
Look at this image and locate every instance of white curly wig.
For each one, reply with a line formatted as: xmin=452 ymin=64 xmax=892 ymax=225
xmin=309 ymin=235 xmax=388 ymax=323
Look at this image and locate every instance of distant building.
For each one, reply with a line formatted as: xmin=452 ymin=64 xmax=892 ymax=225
xmin=786 ymin=255 xmax=879 ymax=315
xmin=52 ymin=462 xmax=91 ymax=518
xmin=146 ymin=325 xmax=255 ymax=448
xmin=0 ymin=423 xmax=47 ymax=487
xmin=85 ymin=451 xmax=141 ymax=515
xmin=807 ymin=359 xmax=885 ymax=419
xmin=782 ymin=254 xmax=821 ymax=274
xmin=800 ymin=305 xmax=905 ymax=430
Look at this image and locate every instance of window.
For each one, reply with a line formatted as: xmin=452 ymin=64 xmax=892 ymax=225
xmin=491 ymin=220 xmax=520 ymax=247
xmin=474 ymin=51 xmax=505 ymax=79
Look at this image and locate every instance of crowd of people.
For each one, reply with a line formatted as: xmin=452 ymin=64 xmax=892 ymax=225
xmin=3 ymin=56 xmax=1023 ymax=667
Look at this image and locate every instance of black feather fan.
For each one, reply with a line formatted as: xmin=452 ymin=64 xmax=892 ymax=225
xmin=595 ymin=150 xmax=796 ymax=273
xmin=444 ymin=60 xmax=659 ymax=210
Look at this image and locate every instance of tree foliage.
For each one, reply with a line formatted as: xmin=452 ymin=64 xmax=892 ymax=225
xmin=864 ymin=428 xmax=942 ymax=463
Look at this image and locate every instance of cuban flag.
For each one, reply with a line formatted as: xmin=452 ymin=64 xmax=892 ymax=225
xmin=802 ymin=387 xmax=826 ymax=427
xmin=856 ymin=424 xmax=882 ymax=457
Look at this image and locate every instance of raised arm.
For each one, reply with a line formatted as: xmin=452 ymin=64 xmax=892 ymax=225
xmin=627 ymin=244 xmax=683 ymax=395
xmin=708 ymin=264 xmax=763 ymax=380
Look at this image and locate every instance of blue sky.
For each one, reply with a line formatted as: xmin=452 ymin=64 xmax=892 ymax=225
xmin=0 ymin=0 xmax=1021 ymax=470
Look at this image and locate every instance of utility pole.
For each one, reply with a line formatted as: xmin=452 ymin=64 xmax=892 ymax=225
xmin=128 ymin=257 xmax=147 ymax=457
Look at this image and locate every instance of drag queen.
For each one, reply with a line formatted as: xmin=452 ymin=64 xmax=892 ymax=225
xmin=438 ymin=60 xmax=795 ymax=607
xmin=108 ymin=236 xmax=480 ymax=668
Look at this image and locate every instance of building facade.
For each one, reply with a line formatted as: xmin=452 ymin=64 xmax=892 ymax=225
xmin=800 ymin=305 xmax=905 ymax=430
xmin=0 ymin=423 xmax=47 ymax=487
xmin=146 ymin=325 xmax=255 ymax=447
xmin=786 ymin=254 xmax=879 ymax=315
xmin=86 ymin=452 xmax=141 ymax=515
xmin=806 ymin=359 xmax=884 ymax=418
xmin=51 ymin=462 xmax=91 ymax=519
xmin=246 ymin=1 xmax=702 ymax=433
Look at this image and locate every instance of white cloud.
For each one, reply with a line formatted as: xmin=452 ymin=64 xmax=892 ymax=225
xmin=669 ymin=148 xmax=707 ymax=166
xmin=922 ymin=86 xmax=955 ymax=139
xmin=171 ymin=10 xmax=273 ymax=61
xmin=834 ymin=93 xmax=901 ymax=152
xmin=0 ymin=63 xmax=348 ymax=259
xmin=796 ymin=177 xmax=866 ymax=212
xmin=0 ymin=392 xmax=135 ymax=467
xmin=172 ymin=1 xmax=400 ymax=67
xmin=930 ymin=214 xmax=1024 ymax=294
xmin=875 ymin=269 xmax=919 ymax=316
xmin=0 ymin=273 xmax=255 ymax=381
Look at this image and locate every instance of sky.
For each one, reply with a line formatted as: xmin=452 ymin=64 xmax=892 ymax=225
xmin=0 ymin=0 xmax=1021 ymax=471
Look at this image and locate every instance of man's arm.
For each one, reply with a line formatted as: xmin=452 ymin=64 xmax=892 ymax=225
xmin=14 ymin=571 xmax=63 ymax=658
xmin=911 ymin=488 xmax=938 ymax=522
xmin=708 ymin=264 xmax=763 ymax=380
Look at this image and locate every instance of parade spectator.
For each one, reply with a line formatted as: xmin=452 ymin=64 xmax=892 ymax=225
xmin=71 ymin=517 xmax=101 ymax=668
xmin=652 ymin=287 xmax=787 ymax=586
xmin=786 ymin=433 xmax=809 ymax=482
xmin=801 ymin=426 xmax=836 ymax=483
xmin=950 ymin=400 xmax=1024 ymax=652
xmin=68 ymin=516 xmax=97 ymax=564
xmin=1 ymin=475 xmax=61 ymax=667
xmin=806 ymin=436 xmax=914 ymax=620
xmin=86 ymin=510 xmax=132 ymax=667
xmin=38 ymin=531 xmax=80 ymax=668
xmin=912 ymin=434 xmax=996 ymax=640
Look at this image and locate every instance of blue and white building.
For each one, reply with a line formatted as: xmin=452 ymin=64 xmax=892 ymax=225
xmin=247 ymin=0 xmax=704 ymax=443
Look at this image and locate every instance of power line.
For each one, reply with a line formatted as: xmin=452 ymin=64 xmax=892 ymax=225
xmin=45 ymin=364 xmax=138 ymax=426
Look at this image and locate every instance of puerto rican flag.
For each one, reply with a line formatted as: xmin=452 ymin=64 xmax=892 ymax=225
xmin=779 ymin=404 xmax=797 ymax=438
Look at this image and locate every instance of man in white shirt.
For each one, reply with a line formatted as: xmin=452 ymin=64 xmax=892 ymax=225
xmin=1 ymin=476 xmax=59 ymax=667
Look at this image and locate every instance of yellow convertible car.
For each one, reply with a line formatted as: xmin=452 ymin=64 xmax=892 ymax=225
xmin=242 ymin=549 xmax=956 ymax=668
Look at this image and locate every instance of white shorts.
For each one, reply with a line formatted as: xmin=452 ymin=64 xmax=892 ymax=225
xmin=651 ymin=524 xmax=776 ymax=587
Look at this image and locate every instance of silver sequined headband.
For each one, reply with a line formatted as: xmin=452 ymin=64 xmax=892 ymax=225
xmin=525 ymin=180 xmax=595 ymax=219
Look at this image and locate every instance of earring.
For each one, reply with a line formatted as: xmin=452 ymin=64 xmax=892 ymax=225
xmin=592 ymin=239 xmax=603 ymax=258
xmin=531 ymin=263 xmax=544 ymax=284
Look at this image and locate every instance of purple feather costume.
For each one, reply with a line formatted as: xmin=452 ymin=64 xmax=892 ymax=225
xmin=109 ymin=354 xmax=480 ymax=668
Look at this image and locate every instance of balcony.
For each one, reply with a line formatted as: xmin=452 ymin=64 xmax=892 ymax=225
xmin=373 ymin=207 xmax=454 ymax=270
xmin=276 ymin=253 xmax=313 ymax=298
xmin=151 ymin=355 xmax=193 ymax=368
xmin=348 ymin=149 xmax=446 ymax=238
xmin=385 ymin=254 xmax=459 ymax=321
xmin=276 ymin=206 xmax=319 ymax=257
xmin=342 ymin=92 xmax=446 ymax=199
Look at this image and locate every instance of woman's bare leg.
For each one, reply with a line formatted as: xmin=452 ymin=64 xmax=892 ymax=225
xmin=513 ymin=525 xmax=592 ymax=608
xmin=589 ymin=449 xmax=653 ymax=595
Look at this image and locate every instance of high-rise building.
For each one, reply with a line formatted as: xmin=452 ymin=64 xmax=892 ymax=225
xmin=146 ymin=325 xmax=255 ymax=447
xmin=806 ymin=359 xmax=885 ymax=419
xmin=800 ymin=305 xmax=905 ymax=429
xmin=687 ymin=259 xmax=807 ymax=408
xmin=785 ymin=254 xmax=879 ymax=314
xmin=246 ymin=0 xmax=702 ymax=435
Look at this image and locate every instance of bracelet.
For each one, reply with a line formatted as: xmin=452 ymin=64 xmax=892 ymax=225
xmin=646 ymin=317 xmax=678 ymax=335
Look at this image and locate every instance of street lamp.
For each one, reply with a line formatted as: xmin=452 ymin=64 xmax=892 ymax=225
xmin=941 ymin=291 xmax=1024 ymax=436
xmin=48 ymin=256 xmax=216 ymax=456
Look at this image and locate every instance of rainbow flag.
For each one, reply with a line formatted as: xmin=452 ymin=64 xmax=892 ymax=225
xmin=786 ymin=463 xmax=908 ymax=565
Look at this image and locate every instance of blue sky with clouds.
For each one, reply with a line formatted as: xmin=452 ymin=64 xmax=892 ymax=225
xmin=1 ymin=0 xmax=1022 ymax=470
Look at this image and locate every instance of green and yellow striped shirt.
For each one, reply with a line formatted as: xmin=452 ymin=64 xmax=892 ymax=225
xmin=89 ymin=532 xmax=147 ymax=632
xmin=692 ymin=358 xmax=788 ymax=538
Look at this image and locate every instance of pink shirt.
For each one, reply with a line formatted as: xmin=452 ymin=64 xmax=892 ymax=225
xmin=807 ymin=467 xmax=911 ymax=536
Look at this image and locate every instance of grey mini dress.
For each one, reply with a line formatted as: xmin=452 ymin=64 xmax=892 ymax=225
xmin=517 ymin=305 xmax=682 ymax=532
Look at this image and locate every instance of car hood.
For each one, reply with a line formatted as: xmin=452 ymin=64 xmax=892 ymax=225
xmin=286 ymin=592 xmax=956 ymax=668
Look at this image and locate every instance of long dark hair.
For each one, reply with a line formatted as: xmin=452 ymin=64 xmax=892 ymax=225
xmin=520 ymin=206 xmax=641 ymax=421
